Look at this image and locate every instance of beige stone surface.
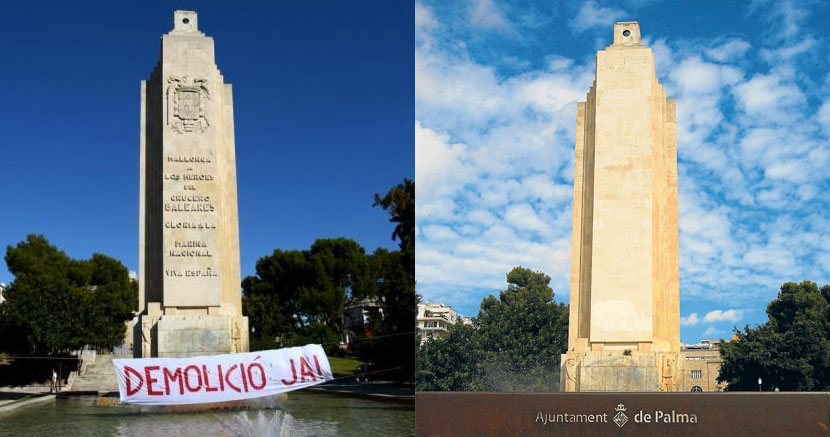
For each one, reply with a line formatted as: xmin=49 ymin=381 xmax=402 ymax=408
xmin=156 ymin=315 xmax=248 ymax=358
xmin=136 ymin=10 xmax=247 ymax=357
xmin=564 ymin=22 xmax=681 ymax=391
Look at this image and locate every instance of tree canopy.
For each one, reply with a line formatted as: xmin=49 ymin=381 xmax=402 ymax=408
xmin=374 ymin=178 xmax=414 ymax=264
xmin=718 ymin=280 xmax=830 ymax=391
xmin=417 ymin=267 xmax=569 ymax=391
xmin=367 ymin=179 xmax=417 ymax=379
xmin=242 ymin=179 xmax=417 ymax=381
xmin=242 ymin=238 xmax=367 ymax=353
xmin=0 ymin=234 xmax=137 ymax=355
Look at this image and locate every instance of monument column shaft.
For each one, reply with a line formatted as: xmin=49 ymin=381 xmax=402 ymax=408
xmin=137 ymin=10 xmax=247 ymax=358
xmin=564 ymin=21 xmax=681 ymax=392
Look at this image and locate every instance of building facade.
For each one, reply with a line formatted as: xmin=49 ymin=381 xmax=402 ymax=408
xmin=417 ymin=302 xmax=464 ymax=345
xmin=342 ymin=298 xmax=384 ymax=346
xmin=681 ymin=340 xmax=727 ymax=392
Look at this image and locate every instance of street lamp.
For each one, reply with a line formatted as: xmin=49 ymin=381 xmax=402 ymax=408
xmin=758 ymin=377 xmax=762 ymax=392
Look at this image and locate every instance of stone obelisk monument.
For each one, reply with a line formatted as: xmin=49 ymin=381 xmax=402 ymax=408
xmin=561 ymin=22 xmax=682 ymax=391
xmin=135 ymin=10 xmax=249 ymax=358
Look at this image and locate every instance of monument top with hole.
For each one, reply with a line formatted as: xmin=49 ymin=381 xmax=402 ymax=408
xmin=172 ymin=10 xmax=200 ymax=34
xmin=613 ymin=21 xmax=641 ymax=46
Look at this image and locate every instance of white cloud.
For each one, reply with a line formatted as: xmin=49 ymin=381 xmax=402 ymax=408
xmin=706 ymin=40 xmax=751 ymax=62
xmin=422 ymin=225 xmax=462 ymax=243
xmin=750 ymin=0 xmax=811 ymax=42
xmin=671 ymin=56 xmax=742 ymax=95
xmin=469 ymin=0 xmax=511 ymax=32
xmin=682 ymin=309 xmax=745 ymax=327
xmin=681 ymin=313 xmax=701 ymax=326
xmin=817 ymin=100 xmax=830 ymax=136
xmin=765 ymin=159 xmax=810 ymax=183
xmin=415 ymin=2 xmax=438 ymax=32
xmin=504 ymin=203 xmax=548 ymax=234
xmin=568 ymin=1 xmax=628 ymax=33
xmin=415 ymin=121 xmax=470 ymax=205
xmin=733 ymin=71 xmax=806 ymax=122
xmin=703 ymin=309 xmax=745 ymax=323
xmin=760 ymin=37 xmax=817 ymax=63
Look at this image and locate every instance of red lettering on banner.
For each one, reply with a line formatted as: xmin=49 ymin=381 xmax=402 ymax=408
xmin=225 ymin=364 xmax=242 ymax=392
xmin=313 ymin=355 xmax=322 ymax=376
xmin=145 ymin=366 xmax=163 ymax=396
xmin=163 ymin=367 xmax=184 ymax=395
xmin=218 ymin=364 xmax=226 ymax=391
xmin=125 ymin=366 xmax=144 ymax=396
xmin=117 ymin=346 xmax=329 ymax=403
xmin=240 ymin=362 xmax=250 ymax=392
xmin=248 ymin=362 xmax=267 ymax=390
xmin=299 ymin=357 xmax=316 ymax=382
xmin=202 ymin=365 xmax=219 ymax=392
xmin=282 ymin=359 xmax=298 ymax=386
xmin=184 ymin=365 xmax=203 ymax=392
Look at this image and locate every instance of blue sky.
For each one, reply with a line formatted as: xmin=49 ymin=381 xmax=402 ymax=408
xmin=0 ymin=3 xmax=413 ymax=284
xmin=415 ymin=0 xmax=830 ymax=343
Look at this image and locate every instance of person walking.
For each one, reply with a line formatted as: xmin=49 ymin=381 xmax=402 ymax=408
xmin=50 ymin=369 xmax=58 ymax=393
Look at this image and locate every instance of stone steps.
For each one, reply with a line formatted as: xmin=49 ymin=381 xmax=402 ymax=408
xmin=69 ymin=354 xmax=121 ymax=393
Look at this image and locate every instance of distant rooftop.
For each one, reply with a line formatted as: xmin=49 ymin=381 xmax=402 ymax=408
xmin=682 ymin=339 xmax=730 ymax=350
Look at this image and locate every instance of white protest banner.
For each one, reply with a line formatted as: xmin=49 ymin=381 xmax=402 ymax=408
xmin=113 ymin=344 xmax=333 ymax=405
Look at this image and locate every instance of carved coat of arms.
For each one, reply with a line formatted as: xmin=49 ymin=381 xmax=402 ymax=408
xmin=167 ymin=76 xmax=210 ymax=134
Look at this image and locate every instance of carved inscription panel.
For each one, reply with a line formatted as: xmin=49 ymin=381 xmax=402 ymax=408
xmin=162 ymin=147 xmax=222 ymax=306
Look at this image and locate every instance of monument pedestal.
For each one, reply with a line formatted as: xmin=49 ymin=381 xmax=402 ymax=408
xmin=135 ymin=306 xmax=248 ymax=358
xmin=156 ymin=315 xmax=248 ymax=358
xmin=561 ymin=351 xmax=684 ymax=392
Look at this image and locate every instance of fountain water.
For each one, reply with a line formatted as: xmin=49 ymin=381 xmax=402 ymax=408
xmin=0 ymin=392 xmax=413 ymax=436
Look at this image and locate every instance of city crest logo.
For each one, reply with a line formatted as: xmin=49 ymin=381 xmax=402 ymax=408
xmin=613 ymin=404 xmax=628 ymax=428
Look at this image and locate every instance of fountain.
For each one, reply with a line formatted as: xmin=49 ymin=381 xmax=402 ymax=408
xmin=0 ymin=392 xmax=413 ymax=436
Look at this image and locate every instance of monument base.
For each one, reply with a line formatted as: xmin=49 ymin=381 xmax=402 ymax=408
xmin=134 ymin=307 xmax=249 ymax=358
xmin=561 ymin=351 xmax=684 ymax=392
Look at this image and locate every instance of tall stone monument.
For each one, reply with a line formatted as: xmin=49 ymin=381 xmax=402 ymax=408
xmin=135 ymin=10 xmax=249 ymax=358
xmin=561 ymin=22 xmax=682 ymax=391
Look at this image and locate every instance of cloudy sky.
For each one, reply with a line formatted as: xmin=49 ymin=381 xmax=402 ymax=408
xmin=415 ymin=0 xmax=830 ymax=343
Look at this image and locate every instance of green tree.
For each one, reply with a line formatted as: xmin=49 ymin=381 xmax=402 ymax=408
xmin=243 ymin=249 xmax=314 ymax=350
xmin=415 ymin=267 xmax=569 ymax=391
xmin=85 ymin=254 xmax=139 ymax=349
xmin=0 ymin=235 xmax=137 ymax=355
xmin=242 ymin=238 xmax=370 ymax=354
xmin=416 ymin=323 xmax=481 ymax=391
xmin=243 ymin=180 xmax=416 ymax=381
xmin=719 ymin=280 xmax=830 ymax=391
xmin=354 ymin=247 xmax=418 ymax=380
xmin=373 ymin=178 xmax=414 ymax=264
xmin=473 ymin=267 xmax=569 ymax=391
xmin=365 ymin=180 xmax=417 ymax=381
